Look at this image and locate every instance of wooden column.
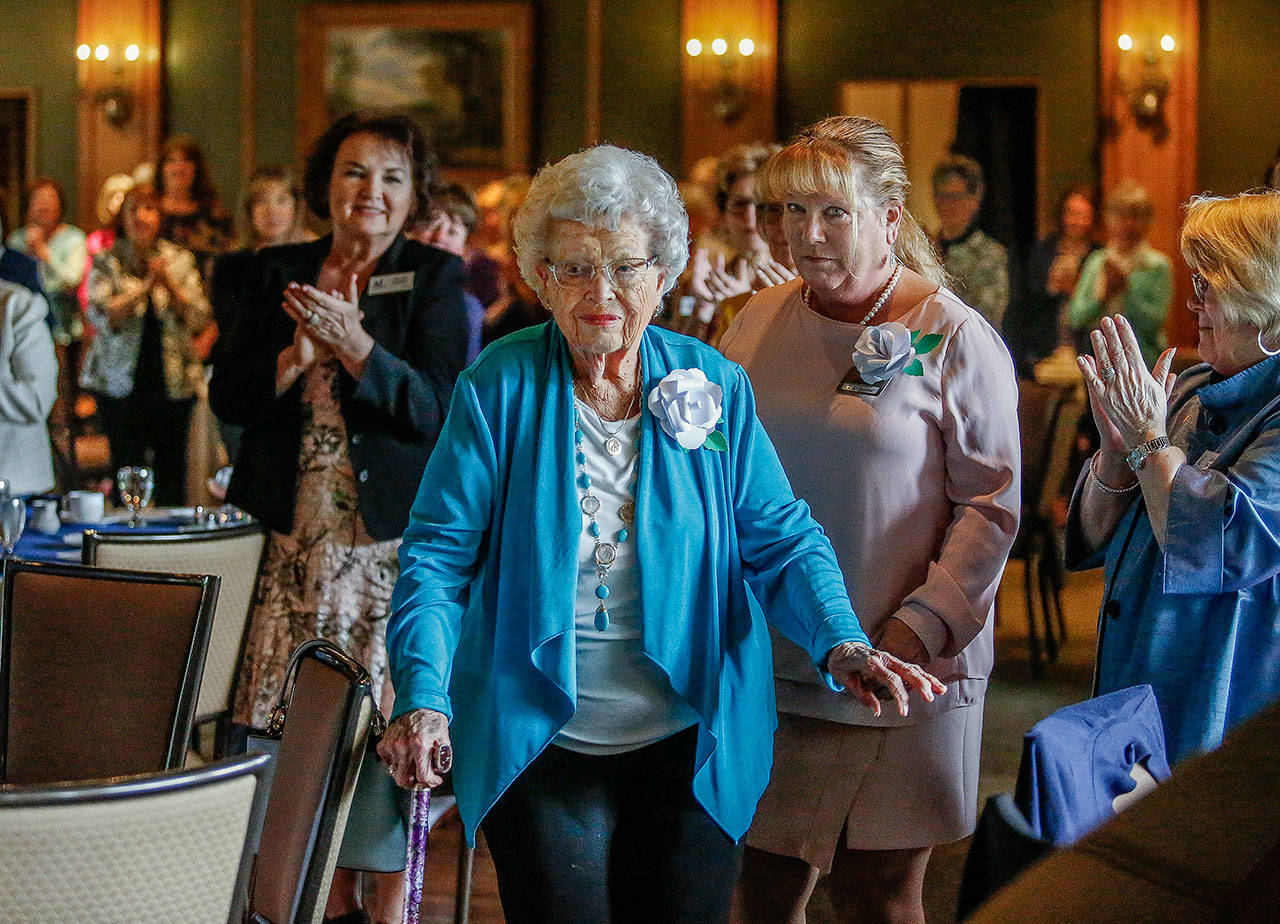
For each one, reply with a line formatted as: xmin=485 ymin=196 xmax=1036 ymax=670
xmin=76 ymin=0 xmax=163 ymax=230
xmin=1100 ymin=0 xmax=1199 ymax=347
xmin=679 ymin=0 xmax=777 ymax=177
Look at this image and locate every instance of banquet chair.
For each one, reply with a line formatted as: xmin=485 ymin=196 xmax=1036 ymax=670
xmin=84 ymin=522 xmax=267 ymax=757
xmin=245 ymin=639 xmax=377 ymax=924
xmin=956 ymin=685 xmax=1171 ymax=918
xmin=0 ymin=752 xmax=271 ymax=924
xmin=1008 ymin=379 xmax=1076 ymax=672
xmin=0 ymin=558 xmax=219 ymax=784
xmin=962 ymin=697 xmax=1280 ymax=923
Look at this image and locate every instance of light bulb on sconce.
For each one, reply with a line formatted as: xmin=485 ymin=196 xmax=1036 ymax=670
xmin=77 ymin=38 xmax=145 ymax=127
xmin=1114 ymin=29 xmax=1177 ymax=139
xmin=685 ymin=34 xmax=759 ymax=124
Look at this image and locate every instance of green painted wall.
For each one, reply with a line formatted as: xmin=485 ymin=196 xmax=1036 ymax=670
xmin=162 ymin=0 xmax=682 ymax=203
xmin=1198 ymin=0 xmax=1280 ymax=195
xmin=779 ymin=0 xmax=1101 ymax=205
xmin=7 ymin=0 xmax=1280 ymax=224
xmin=0 ymin=0 xmax=80 ymax=217
xmin=166 ymin=0 xmax=244 ymax=208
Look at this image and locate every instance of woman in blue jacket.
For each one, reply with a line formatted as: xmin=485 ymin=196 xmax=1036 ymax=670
xmin=1069 ymin=190 xmax=1280 ymax=765
xmin=379 ymin=146 xmax=943 ymax=924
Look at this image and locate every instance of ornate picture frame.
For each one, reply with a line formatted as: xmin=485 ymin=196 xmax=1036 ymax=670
xmin=298 ymin=2 xmax=533 ymax=182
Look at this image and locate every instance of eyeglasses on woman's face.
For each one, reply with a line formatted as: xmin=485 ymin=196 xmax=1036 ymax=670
xmin=1191 ymin=272 xmax=1210 ymax=303
xmin=545 ymin=257 xmax=657 ymax=291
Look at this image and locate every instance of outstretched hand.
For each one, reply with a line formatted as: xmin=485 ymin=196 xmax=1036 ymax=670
xmin=827 ymin=642 xmax=946 ymax=718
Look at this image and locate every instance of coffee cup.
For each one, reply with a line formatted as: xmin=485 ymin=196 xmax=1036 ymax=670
xmin=62 ymin=490 xmax=105 ymax=524
xmin=30 ymin=499 xmax=62 ymax=535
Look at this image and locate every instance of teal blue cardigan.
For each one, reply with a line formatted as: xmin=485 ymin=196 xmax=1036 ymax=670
xmin=387 ymin=322 xmax=869 ymax=844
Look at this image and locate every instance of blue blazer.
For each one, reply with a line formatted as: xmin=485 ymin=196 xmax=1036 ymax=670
xmin=388 ymin=322 xmax=870 ymax=844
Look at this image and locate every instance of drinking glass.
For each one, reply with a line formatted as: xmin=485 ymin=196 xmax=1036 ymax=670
xmin=117 ymin=466 xmax=155 ymax=527
xmin=1 ymin=497 xmax=25 ymax=557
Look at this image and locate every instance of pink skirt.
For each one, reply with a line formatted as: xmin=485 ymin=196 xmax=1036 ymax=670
xmin=745 ymin=706 xmax=982 ymax=870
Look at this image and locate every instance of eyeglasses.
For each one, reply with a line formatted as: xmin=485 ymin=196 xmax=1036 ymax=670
xmin=1191 ymin=272 xmax=1210 ymax=303
xmin=545 ymin=257 xmax=657 ymax=291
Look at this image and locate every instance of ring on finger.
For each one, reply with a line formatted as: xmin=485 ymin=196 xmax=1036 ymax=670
xmin=1099 ymin=364 xmax=1117 ymax=382
xmin=430 ymin=742 xmax=453 ymax=774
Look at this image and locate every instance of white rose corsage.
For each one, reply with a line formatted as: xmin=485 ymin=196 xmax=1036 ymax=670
xmin=851 ymin=321 xmax=944 ymax=384
xmin=647 ymin=368 xmax=727 ymax=452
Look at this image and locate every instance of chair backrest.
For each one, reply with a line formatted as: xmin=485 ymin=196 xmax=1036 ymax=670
xmin=248 ymin=639 xmax=375 ymax=924
xmin=963 ymin=698 xmax=1280 ymax=923
xmin=1016 ymin=379 xmax=1075 ymax=511
xmin=1014 ymin=684 xmax=1171 ymax=845
xmin=0 ymin=558 xmax=219 ymax=784
xmin=83 ymin=523 xmax=266 ymax=723
xmin=0 ymin=752 xmax=271 ymax=924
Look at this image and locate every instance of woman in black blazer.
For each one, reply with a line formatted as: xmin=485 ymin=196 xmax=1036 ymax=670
xmin=209 ymin=112 xmax=470 ymax=924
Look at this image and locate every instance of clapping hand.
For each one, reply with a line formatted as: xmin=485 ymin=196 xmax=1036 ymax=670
xmin=1101 ymin=258 xmax=1130 ymax=301
xmin=826 ymin=641 xmax=946 ymax=718
xmin=282 ymin=273 xmax=374 ymax=372
xmin=1076 ymin=315 xmax=1176 ymax=452
xmin=753 ymin=257 xmax=796 ymax=289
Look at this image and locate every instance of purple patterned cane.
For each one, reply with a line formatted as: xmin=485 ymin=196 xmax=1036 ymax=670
xmin=401 ymin=786 xmax=430 ymax=924
xmin=401 ymin=740 xmax=452 ymax=924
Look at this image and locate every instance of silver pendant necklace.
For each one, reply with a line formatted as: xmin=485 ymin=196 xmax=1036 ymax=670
xmin=576 ymin=386 xmax=638 ymax=456
xmin=572 ymin=402 xmax=639 ymax=631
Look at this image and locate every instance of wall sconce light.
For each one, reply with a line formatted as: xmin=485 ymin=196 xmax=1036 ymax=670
xmin=76 ymin=41 xmax=144 ymax=127
xmin=1115 ymin=31 xmax=1176 ymax=138
xmin=686 ymin=35 xmax=757 ymax=124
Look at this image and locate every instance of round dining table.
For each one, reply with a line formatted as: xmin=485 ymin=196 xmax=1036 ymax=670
xmin=10 ymin=506 xmax=249 ymax=564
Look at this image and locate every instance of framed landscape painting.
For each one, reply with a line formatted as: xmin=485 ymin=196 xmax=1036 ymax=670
xmin=299 ymin=2 xmax=533 ymax=181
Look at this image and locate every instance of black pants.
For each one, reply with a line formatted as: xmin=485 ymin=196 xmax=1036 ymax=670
xmin=95 ymin=393 xmax=195 ymax=507
xmin=482 ymin=726 xmax=741 ymax=924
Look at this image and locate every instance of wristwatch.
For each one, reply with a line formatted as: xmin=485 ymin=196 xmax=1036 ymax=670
xmin=1125 ymin=436 xmax=1171 ymax=472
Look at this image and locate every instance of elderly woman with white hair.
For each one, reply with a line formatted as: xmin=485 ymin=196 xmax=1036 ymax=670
xmin=1070 ymin=190 xmax=1280 ymax=764
xmin=377 ymin=145 xmax=943 ymax=923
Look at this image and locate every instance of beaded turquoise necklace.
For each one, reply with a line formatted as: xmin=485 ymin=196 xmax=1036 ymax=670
xmin=572 ymin=394 xmax=639 ymax=632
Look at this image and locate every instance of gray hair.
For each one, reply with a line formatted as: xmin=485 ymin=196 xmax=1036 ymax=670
xmin=513 ymin=145 xmax=689 ymax=296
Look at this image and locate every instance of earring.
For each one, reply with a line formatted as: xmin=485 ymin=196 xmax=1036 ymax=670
xmin=1258 ymin=328 xmax=1280 ymax=357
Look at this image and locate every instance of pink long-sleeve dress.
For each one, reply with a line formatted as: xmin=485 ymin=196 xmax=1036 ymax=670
xmin=721 ymin=277 xmax=1019 ymax=862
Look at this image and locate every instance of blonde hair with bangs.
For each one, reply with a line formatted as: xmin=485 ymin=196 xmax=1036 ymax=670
xmin=758 ymin=116 xmax=947 ymax=287
xmin=1180 ymin=191 xmax=1280 ymax=341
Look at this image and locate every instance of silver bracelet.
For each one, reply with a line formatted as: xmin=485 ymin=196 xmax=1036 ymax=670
xmin=1089 ymin=451 xmax=1140 ymax=495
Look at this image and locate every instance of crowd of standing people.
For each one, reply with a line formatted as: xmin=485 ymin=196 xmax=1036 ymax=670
xmin=4 ymin=109 xmax=1280 ymax=924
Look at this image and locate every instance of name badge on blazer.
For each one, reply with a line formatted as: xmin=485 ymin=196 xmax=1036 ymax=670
xmin=367 ymin=271 xmax=415 ymax=295
xmin=836 ymin=366 xmax=887 ymax=397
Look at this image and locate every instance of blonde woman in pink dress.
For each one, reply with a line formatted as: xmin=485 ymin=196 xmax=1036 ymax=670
xmin=721 ymin=117 xmax=1020 ymax=924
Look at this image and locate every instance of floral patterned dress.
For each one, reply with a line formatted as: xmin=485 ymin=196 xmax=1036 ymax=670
xmin=234 ymin=358 xmax=400 ymax=727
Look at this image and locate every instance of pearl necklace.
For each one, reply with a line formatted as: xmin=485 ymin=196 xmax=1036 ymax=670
xmin=572 ymin=402 xmax=639 ymax=631
xmin=802 ymin=259 xmax=903 ymax=325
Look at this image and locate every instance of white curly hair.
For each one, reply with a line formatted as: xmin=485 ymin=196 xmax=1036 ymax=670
xmin=513 ymin=145 xmax=689 ymax=296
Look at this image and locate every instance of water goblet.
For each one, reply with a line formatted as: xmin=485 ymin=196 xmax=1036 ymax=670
xmin=1 ymin=496 xmax=25 ymax=558
xmin=117 ymin=466 xmax=155 ymax=528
